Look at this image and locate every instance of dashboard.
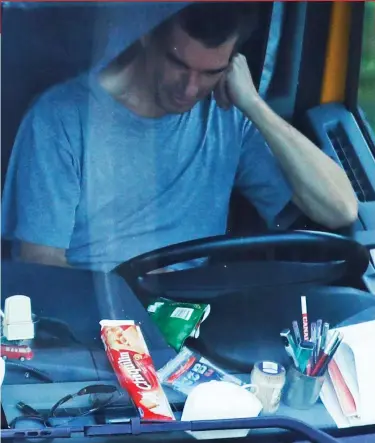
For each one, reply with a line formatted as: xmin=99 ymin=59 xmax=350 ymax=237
xmin=303 ymin=103 xmax=375 ymax=293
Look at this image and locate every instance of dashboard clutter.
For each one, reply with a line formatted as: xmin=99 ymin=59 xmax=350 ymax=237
xmin=0 ymin=343 xmax=34 ymax=362
xmin=320 ymin=320 xmax=375 ymax=428
xmin=100 ymin=320 xmax=175 ymax=421
xmin=250 ymin=361 xmax=286 ymax=413
xmin=1 ymin=295 xmax=35 ymax=364
xmin=3 ymin=289 xmax=373 ymax=439
xmin=283 ymin=365 xmax=326 ymax=409
xmin=2 ymin=295 xmax=34 ymax=341
xmin=181 ymin=380 xmax=263 ymax=439
xmin=157 ymin=347 xmax=243 ymax=396
xmin=280 ymin=296 xmax=344 ymax=409
xmin=147 ymin=298 xmax=210 ymax=351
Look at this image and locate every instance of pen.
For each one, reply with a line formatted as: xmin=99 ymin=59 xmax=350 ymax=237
xmin=315 ymin=319 xmax=323 ymax=361
xmin=310 ymin=322 xmax=317 ymax=366
xmin=280 ymin=329 xmax=300 ymax=368
xmin=316 ymin=333 xmax=343 ymax=376
xmin=310 ymin=331 xmax=340 ymax=376
xmin=310 ymin=322 xmax=317 ymax=344
xmin=320 ymin=322 xmax=330 ymax=351
xmin=292 ymin=320 xmax=301 ymax=346
xmin=301 ymin=296 xmax=309 ymax=341
xmin=305 ymin=356 xmax=314 ymax=376
xmin=316 ymin=319 xmax=323 ymax=337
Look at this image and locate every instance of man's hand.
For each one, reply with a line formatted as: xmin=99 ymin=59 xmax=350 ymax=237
xmin=214 ymin=56 xmax=358 ymax=230
xmin=214 ymin=53 xmax=259 ymax=113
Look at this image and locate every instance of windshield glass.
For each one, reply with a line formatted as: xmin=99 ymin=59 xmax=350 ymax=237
xmin=358 ymin=2 xmax=375 ymax=132
xmin=1 ymin=2 xmax=375 ymax=442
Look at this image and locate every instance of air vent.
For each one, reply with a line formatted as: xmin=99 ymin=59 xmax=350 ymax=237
xmin=327 ymin=123 xmax=375 ymax=202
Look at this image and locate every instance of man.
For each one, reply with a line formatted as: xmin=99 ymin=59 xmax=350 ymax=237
xmin=2 ymin=3 xmax=358 ymax=272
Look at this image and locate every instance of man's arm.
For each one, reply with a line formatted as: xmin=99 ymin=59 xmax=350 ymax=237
xmin=242 ymin=96 xmax=358 ymax=229
xmin=2 ymin=92 xmax=80 ymax=264
xmin=218 ymin=54 xmax=358 ymax=230
xmin=16 ymin=241 xmax=70 ymax=268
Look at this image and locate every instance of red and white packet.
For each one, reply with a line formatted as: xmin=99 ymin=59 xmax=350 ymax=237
xmin=100 ymin=320 xmax=175 ymax=421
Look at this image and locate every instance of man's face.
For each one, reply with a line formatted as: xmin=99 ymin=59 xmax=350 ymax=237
xmin=145 ymin=23 xmax=238 ymax=114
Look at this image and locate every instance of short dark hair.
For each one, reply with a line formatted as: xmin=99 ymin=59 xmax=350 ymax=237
xmin=155 ymin=2 xmax=259 ymax=49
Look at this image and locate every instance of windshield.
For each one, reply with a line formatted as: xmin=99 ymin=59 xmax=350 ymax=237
xmin=358 ymin=2 xmax=375 ymax=132
xmin=1 ymin=2 xmax=375 ymax=442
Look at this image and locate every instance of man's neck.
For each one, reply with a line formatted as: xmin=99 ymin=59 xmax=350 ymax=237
xmin=99 ymin=48 xmax=167 ymax=119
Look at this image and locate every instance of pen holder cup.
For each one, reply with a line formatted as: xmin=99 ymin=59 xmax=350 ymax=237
xmin=282 ymin=366 xmax=325 ymax=410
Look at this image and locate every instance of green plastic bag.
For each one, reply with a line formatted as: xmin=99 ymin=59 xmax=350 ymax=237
xmin=147 ymin=298 xmax=211 ymax=351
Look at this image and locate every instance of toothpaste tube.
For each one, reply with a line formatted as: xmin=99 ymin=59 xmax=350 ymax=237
xmin=100 ymin=320 xmax=175 ymax=421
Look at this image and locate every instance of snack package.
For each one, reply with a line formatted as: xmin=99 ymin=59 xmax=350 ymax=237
xmin=157 ymin=347 xmax=243 ymax=396
xmin=147 ymin=298 xmax=211 ymax=351
xmin=100 ymin=320 xmax=175 ymax=420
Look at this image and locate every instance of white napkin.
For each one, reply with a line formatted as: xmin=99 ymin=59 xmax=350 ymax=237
xmin=181 ymin=381 xmax=263 ymax=439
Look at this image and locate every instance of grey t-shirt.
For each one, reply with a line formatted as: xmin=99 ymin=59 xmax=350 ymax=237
xmin=2 ymin=73 xmax=295 ymax=272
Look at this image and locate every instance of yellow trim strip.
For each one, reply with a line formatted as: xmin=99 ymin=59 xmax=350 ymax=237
xmin=321 ymin=2 xmax=352 ymax=104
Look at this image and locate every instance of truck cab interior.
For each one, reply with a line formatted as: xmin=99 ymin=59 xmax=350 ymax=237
xmin=1 ymin=2 xmax=375 ymax=442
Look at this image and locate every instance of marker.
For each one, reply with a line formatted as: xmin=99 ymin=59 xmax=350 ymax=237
xmin=297 ymin=340 xmax=314 ymax=373
xmin=301 ymin=296 xmax=309 ymax=341
xmin=310 ymin=331 xmax=340 ymax=376
xmin=280 ymin=329 xmax=299 ymax=368
xmin=292 ymin=321 xmax=302 ymax=346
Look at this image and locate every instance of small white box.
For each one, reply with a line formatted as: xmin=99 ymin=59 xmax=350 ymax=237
xmin=3 ymin=295 xmax=35 ymax=341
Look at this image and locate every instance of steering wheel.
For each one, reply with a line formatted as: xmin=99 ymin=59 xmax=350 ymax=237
xmin=116 ymin=231 xmax=373 ymax=369
xmin=116 ymin=230 xmax=369 ymax=301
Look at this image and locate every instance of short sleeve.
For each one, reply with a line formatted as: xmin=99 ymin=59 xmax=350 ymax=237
xmin=2 ymin=96 xmax=80 ymax=249
xmin=235 ymin=120 xmax=300 ymax=229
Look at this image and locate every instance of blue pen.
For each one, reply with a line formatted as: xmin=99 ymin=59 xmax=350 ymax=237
xmin=310 ymin=322 xmax=317 ymax=364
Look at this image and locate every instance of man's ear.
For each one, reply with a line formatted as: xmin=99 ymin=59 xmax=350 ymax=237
xmin=229 ymin=49 xmax=239 ymax=63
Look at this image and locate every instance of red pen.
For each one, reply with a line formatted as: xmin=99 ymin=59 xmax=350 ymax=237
xmin=310 ymin=331 xmax=341 ymax=377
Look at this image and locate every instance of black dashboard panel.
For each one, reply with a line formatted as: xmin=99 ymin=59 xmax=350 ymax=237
xmin=303 ymin=103 xmax=375 ymax=233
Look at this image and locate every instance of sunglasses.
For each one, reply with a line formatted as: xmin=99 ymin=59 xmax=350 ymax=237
xmin=9 ymin=384 xmax=123 ymax=429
